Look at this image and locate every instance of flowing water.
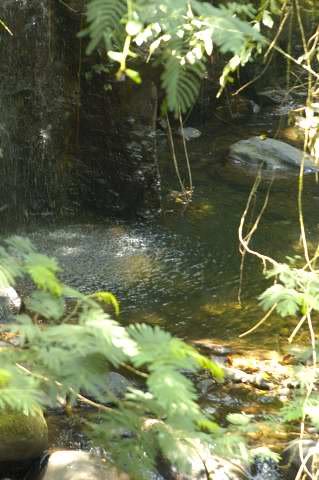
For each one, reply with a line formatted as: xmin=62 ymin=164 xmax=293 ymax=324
xmin=10 ymin=108 xmax=319 ymax=470
xmin=16 ymin=109 xmax=319 ymax=347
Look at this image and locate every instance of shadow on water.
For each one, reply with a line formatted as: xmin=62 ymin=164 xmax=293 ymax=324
xmin=8 ymin=110 xmax=319 ymax=466
xmin=14 ymin=110 xmax=319 ymax=349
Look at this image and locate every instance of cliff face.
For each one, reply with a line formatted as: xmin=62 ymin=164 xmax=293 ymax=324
xmin=0 ymin=0 xmax=160 ymax=224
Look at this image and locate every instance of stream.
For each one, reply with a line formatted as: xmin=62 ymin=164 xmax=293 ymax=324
xmin=9 ymin=105 xmax=319 ymax=477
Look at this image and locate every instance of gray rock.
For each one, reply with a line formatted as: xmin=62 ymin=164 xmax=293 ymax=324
xmin=82 ymin=372 xmax=132 ymax=405
xmin=160 ymin=439 xmax=246 ymax=480
xmin=177 ymin=127 xmax=202 ymax=141
xmin=228 ymin=137 xmax=319 ymax=173
xmin=0 ymin=287 xmax=21 ymax=322
xmin=39 ymin=450 xmax=130 ymax=480
xmin=250 ymin=456 xmax=281 ymax=480
xmin=257 ymin=88 xmax=292 ymax=106
xmin=105 ymin=372 xmax=132 ymax=400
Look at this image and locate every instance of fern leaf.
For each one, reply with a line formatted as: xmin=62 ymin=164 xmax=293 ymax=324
xmin=83 ymin=0 xmax=127 ymax=52
xmin=161 ymin=56 xmax=205 ymax=114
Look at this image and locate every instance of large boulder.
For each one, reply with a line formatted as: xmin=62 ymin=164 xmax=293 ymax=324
xmin=220 ymin=136 xmax=319 ymax=190
xmin=228 ymin=137 xmax=319 ymax=174
xmin=0 ymin=409 xmax=48 ymax=463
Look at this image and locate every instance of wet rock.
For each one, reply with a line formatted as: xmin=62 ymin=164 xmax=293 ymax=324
xmin=216 ymin=96 xmax=259 ymax=119
xmin=192 ymin=339 xmax=235 ymax=356
xmin=82 ymin=372 xmax=132 ymax=405
xmin=196 ymin=378 xmax=216 ymax=399
xmin=160 ymin=439 xmax=246 ymax=480
xmin=281 ymin=439 xmax=319 ymax=480
xmin=256 ymin=88 xmax=292 ymax=106
xmin=39 ymin=450 xmax=130 ymax=480
xmin=224 ymin=367 xmax=274 ymax=390
xmin=0 ymin=287 xmax=21 ymax=322
xmin=250 ymin=456 xmax=281 ymax=480
xmin=177 ymin=127 xmax=202 ymax=141
xmin=104 ymin=372 xmax=132 ymax=400
xmin=228 ymin=137 xmax=319 ymax=174
xmin=0 ymin=409 xmax=48 ymax=464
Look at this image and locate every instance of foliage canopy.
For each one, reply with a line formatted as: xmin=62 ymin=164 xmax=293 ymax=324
xmin=82 ymin=0 xmax=266 ymax=113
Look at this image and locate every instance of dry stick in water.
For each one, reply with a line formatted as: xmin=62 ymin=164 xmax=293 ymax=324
xmin=238 ymin=172 xmax=273 ymax=304
xmin=179 ymin=112 xmax=193 ymax=196
xmin=166 ymin=113 xmax=186 ymax=195
xmin=239 ymin=303 xmax=277 ymax=338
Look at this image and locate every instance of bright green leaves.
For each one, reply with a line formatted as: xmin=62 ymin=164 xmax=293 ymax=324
xmin=190 ymin=350 xmax=224 ymax=381
xmin=259 ymin=262 xmax=319 ymax=317
xmin=83 ymin=0 xmax=265 ymax=114
xmin=0 ymin=238 xmax=227 ymax=477
xmin=83 ymin=0 xmax=127 ymax=53
xmin=25 ymin=291 xmax=65 ymax=321
xmin=0 ymin=369 xmax=12 ymax=388
xmin=259 ymin=283 xmax=303 ymax=317
xmin=162 ymin=56 xmax=205 ymax=114
xmin=25 ymin=254 xmax=62 ymax=295
xmin=89 ymin=291 xmax=120 ymax=315
xmin=128 ymin=323 xmax=223 ymax=380
xmin=0 ymin=365 xmax=42 ymax=415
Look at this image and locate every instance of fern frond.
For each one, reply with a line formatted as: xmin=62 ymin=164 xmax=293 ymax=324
xmin=84 ymin=0 xmax=127 ymax=52
xmin=161 ymin=56 xmax=205 ymax=114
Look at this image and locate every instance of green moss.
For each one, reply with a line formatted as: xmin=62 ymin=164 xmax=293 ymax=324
xmin=0 ymin=409 xmax=48 ymax=462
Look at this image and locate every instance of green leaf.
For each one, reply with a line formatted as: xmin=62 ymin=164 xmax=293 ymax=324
xmin=259 ymin=284 xmax=302 ymax=317
xmin=125 ymin=68 xmax=142 ymax=84
xmin=25 ymin=291 xmax=65 ymax=321
xmin=89 ymin=291 xmax=120 ymax=316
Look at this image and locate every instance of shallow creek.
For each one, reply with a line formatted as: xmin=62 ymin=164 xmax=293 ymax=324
xmin=12 ymin=109 xmax=319 ymax=468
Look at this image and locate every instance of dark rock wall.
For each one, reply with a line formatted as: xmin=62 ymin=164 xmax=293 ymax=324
xmin=0 ymin=0 xmax=82 ymax=220
xmin=0 ymin=0 xmax=160 ymax=224
xmin=79 ymin=62 xmax=160 ymax=217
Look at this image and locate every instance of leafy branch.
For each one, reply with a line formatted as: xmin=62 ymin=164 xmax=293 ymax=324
xmin=0 ymin=236 xmax=227 ymax=477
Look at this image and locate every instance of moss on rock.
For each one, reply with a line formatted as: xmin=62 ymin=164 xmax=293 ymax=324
xmin=0 ymin=409 xmax=48 ymax=462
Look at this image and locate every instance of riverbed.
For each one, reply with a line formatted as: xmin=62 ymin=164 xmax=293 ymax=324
xmin=10 ymin=106 xmax=319 ymax=472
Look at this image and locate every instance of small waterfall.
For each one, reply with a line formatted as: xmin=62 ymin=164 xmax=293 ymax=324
xmin=0 ymin=0 xmax=160 ymax=226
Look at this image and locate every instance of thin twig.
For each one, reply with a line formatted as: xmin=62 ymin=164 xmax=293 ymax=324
xmin=238 ymin=179 xmax=272 ymax=304
xmin=239 ymin=303 xmax=277 ymax=338
xmin=0 ymin=19 xmax=13 ymax=35
xmin=16 ymin=363 xmax=113 ymax=413
xmin=166 ymin=113 xmax=186 ymax=194
xmin=288 ymin=314 xmax=307 ymax=343
xmin=179 ymin=112 xmax=193 ymax=194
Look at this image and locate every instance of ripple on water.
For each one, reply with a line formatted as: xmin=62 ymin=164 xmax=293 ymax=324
xmin=26 ymin=222 xmax=221 ymax=315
